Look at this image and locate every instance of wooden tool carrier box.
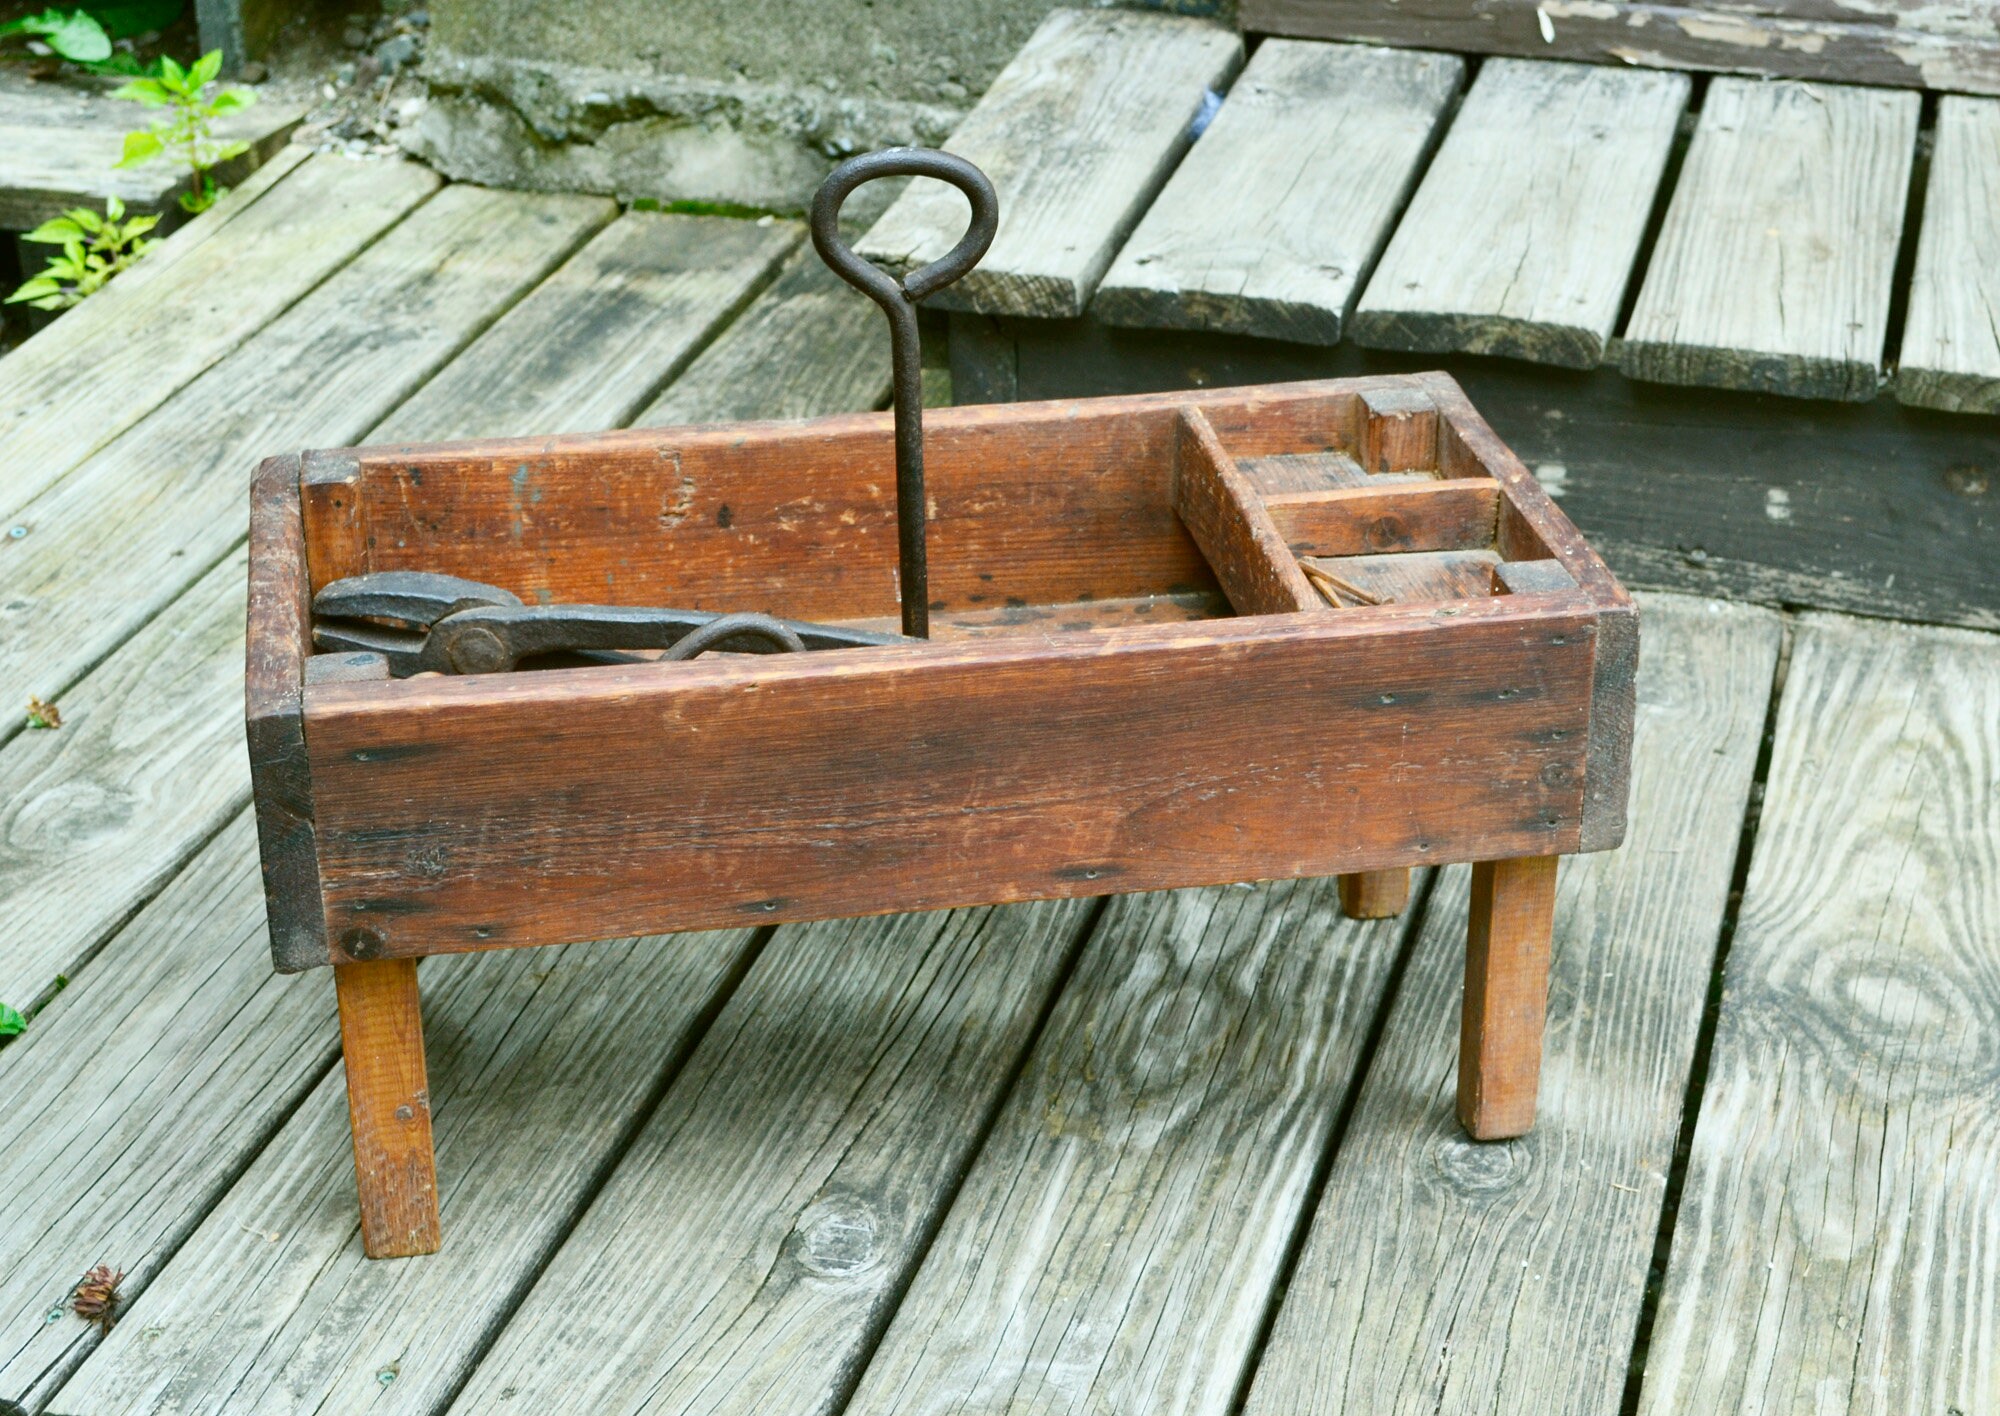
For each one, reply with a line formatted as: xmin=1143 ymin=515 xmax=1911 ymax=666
xmin=247 ymin=371 xmax=1635 ymax=1257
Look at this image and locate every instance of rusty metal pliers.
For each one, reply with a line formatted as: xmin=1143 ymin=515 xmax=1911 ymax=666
xmin=311 ymin=570 xmax=907 ymax=676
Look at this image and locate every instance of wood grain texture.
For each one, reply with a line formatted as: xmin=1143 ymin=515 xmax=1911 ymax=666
xmin=1243 ymin=0 xmax=2000 ymax=96
xmin=0 ymin=185 xmax=614 ymax=741
xmin=857 ymin=8 xmax=1243 ymax=318
xmin=1894 ymin=95 xmax=2000 ymax=415
xmin=1352 ymin=59 xmax=1690 ymax=369
xmin=842 ymin=875 xmax=1415 ymax=1416
xmin=373 ymin=211 xmax=800 ymax=442
xmin=1618 ymin=78 xmax=1918 ymax=401
xmin=1267 ymin=479 xmax=1501 ymax=557
xmin=334 ymin=959 xmax=439 ymax=1258
xmin=0 ymin=153 xmax=437 ymax=523
xmin=50 ymin=924 xmax=761 ymax=1416
xmin=636 ymin=247 xmax=892 ymax=426
xmin=1171 ymin=406 xmax=1319 ymax=615
xmin=0 ymin=74 xmax=300 ymax=228
xmin=0 ymin=814 xmax=341 ymax=1413
xmin=1094 ymin=40 xmax=1462 ymax=344
xmin=1458 ymin=854 xmax=1561 ymax=1138
xmin=1240 ymin=593 xmax=1780 ymax=1416
xmin=0 ymin=549 xmax=253 ymax=1018
xmin=444 ymin=901 xmax=1092 ymax=1416
xmin=304 ymin=598 xmax=1602 ymax=959
xmin=245 ymin=455 xmax=325 ymax=973
xmin=1339 ymin=867 xmax=1411 ymax=918
xmin=1636 ymin=613 xmax=2000 ymax=1415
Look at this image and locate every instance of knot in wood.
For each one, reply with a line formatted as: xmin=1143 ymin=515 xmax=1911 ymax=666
xmin=791 ymin=1196 xmax=883 ymax=1280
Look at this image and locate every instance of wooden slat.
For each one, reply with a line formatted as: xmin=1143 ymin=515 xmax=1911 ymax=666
xmin=841 ymin=876 xmax=1415 ymax=1416
xmin=1240 ymin=593 xmax=1781 ymax=1416
xmin=0 ymin=70 xmax=301 ymax=227
xmin=1618 ymin=78 xmax=1918 ymax=401
xmin=372 ymin=211 xmax=800 ymax=442
xmin=0 ymin=185 xmax=615 ymax=745
xmin=334 ymin=958 xmax=440 ymax=1258
xmin=0 ymin=549 xmax=253 ymax=1018
xmin=857 ymin=8 xmax=1243 ymax=318
xmin=0 ymin=814 xmax=341 ymax=1410
xmin=1303 ymin=547 xmax=1504 ymax=605
xmin=1636 ymin=613 xmax=2000 ymax=1413
xmin=1243 ymin=0 xmax=2000 ymax=97
xmin=48 ymin=916 xmax=761 ymax=1416
xmin=1171 ymin=406 xmax=1319 ymax=614
xmin=636 ymin=248 xmax=892 ymax=426
xmin=0 ymin=153 xmax=438 ymax=522
xmin=1352 ymin=59 xmax=1690 ymax=369
xmin=1895 ymin=95 xmax=2000 ymax=416
xmin=440 ymin=902 xmax=1091 ymax=1416
xmin=1267 ymin=478 xmax=1501 ymax=557
xmin=1095 ymin=40 xmax=1462 ymax=345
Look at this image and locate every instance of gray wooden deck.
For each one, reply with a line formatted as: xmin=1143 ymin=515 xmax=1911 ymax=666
xmin=0 ymin=149 xmax=1994 ymax=1416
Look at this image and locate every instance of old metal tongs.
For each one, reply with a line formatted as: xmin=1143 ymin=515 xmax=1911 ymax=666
xmin=312 ymin=570 xmax=905 ymax=676
xmin=311 ymin=148 xmax=996 ymax=674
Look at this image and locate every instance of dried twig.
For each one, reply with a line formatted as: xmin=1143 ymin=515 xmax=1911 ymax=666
xmin=1300 ymin=561 xmax=1382 ymax=609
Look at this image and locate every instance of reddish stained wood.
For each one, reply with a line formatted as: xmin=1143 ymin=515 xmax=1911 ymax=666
xmin=1266 ymin=479 xmax=1501 ymax=558
xmin=1339 ymin=868 xmax=1410 ymax=919
xmin=303 ymin=599 xmax=1596 ymax=960
xmin=300 ymin=450 xmax=366 ymax=598
xmin=245 ymin=454 xmax=329 ymax=974
xmin=1170 ymin=406 xmax=1319 ymax=615
xmin=1357 ymin=383 xmax=1439 ymax=473
xmin=334 ymin=957 xmax=440 ymax=1256
xmin=300 ymin=379 xmax=1460 ymax=621
xmin=1458 ymin=854 xmax=1560 ymax=1139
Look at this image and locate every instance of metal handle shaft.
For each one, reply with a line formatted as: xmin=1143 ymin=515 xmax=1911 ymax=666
xmin=809 ymin=148 xmax=998 ymax=638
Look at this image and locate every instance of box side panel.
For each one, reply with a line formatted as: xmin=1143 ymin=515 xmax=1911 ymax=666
xmin=1580 ymin=598 xmax=1640 ymax=852
xmin=245 ymin=454 xmax=330 ymax=972
xmin=303 ymin=604 xmax=1597 ymax=959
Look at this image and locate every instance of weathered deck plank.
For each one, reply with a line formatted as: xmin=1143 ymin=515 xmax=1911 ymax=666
xmin=0 ymin=548 xmax=251 ymax=1018
xmin=1240 ymin=594 xmax=1780 ymax=1416
xmin=841 ymin=877 xmax=1417 ymax=1416
xmin=0 ymin=815 xmax=339 ymax=1411
xmin=1636 ymin=613 xmax=2000 ymax=1414
xmin=1094 ymin=41 xmax=1462 ymax=345
xmin=1351 ymin=59 xmax=1689 ymax=369
xmin=1894 ymin=96 xmax=2000 ymax=416
xmin=857 ymin=8 xmax=1242 ymax=319
xmin=0 ymin=185 xmax=614 ymax=740
xmin=444 ymin=902 xmax=1093 ymax=1416
xmin=373 ymin=211 xmax=800 ymax=442
xmin=48 ymin=926 xmax=762 ymax=1416
xmin=636 ymin=247 xmax=893 ymax=426
xmin=0 ymin=153 xmax=438 ymax=521
xmin=1618 ymin=79 xmax=1918 ymax=401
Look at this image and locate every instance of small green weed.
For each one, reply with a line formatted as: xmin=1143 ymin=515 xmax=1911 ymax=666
xmin=0 ymin=1004 xmax=26 ymax=1037
xmin=114 ymin=49 xmax=255 ymax=213
xmin=7 ymin=198 xmax=158 ymax=310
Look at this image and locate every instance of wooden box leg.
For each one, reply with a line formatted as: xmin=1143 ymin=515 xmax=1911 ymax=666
xmin=1338 ymin=868 xmax=1410 ymax=919
xmin=334 ymin=958 xmax=440 ymax=1257
xmin=1457 ymin=856 xmax=1559 ymax=1140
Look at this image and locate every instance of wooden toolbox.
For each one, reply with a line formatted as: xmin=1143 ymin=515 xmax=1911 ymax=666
xmin=248 ymin=370 xmax=1635 ymax=1256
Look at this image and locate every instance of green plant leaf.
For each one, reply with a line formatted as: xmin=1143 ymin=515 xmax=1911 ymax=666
xmin=23 ymin=215 xmax=84 ymax=243
xmin=0 ymin=1004 xmax=25 ymax=1035
xmin=124 ymin=212 xmax=159 ymax=237
xmin=210 ymin=137 xmax=249 ymax=161
xmin=110 ymin=75 xmax=169 ymax=104
xmin=7 ymin=8 xmax=114 ymax=61
xmin=86 ymin=0 xmax=184 ymax=39
xmin=115 ymin=127 xmax=164 ymax=166
xmin=157 ymin=50 xmax=183 ymax=86
xmin=6 ymin=276 xmax=62 ymax=304
xmin=207 ymin=86 xmax=253 ymax=113
xmin=187 ymin=46 xmax=220 ymax=90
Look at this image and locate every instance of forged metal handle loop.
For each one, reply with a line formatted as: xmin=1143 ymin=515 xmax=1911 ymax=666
xmin=809 ymin=148 xmax=999 ymax=639
xmin=662 ymin=612 xmax=808 ymax=661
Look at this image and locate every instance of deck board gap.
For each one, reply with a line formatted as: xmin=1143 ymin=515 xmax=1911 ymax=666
xmin=1225 ymin=866 xmax=1444 ymax=1416
xmin=1615 ymin=613 xmax=1795 ymax=1415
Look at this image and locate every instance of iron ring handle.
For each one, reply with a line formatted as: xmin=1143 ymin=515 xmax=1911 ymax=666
xmin=662 ymin=612 xmax=808 ymax=661
xmin=809 ymin=148 xmax=998 ymax=308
